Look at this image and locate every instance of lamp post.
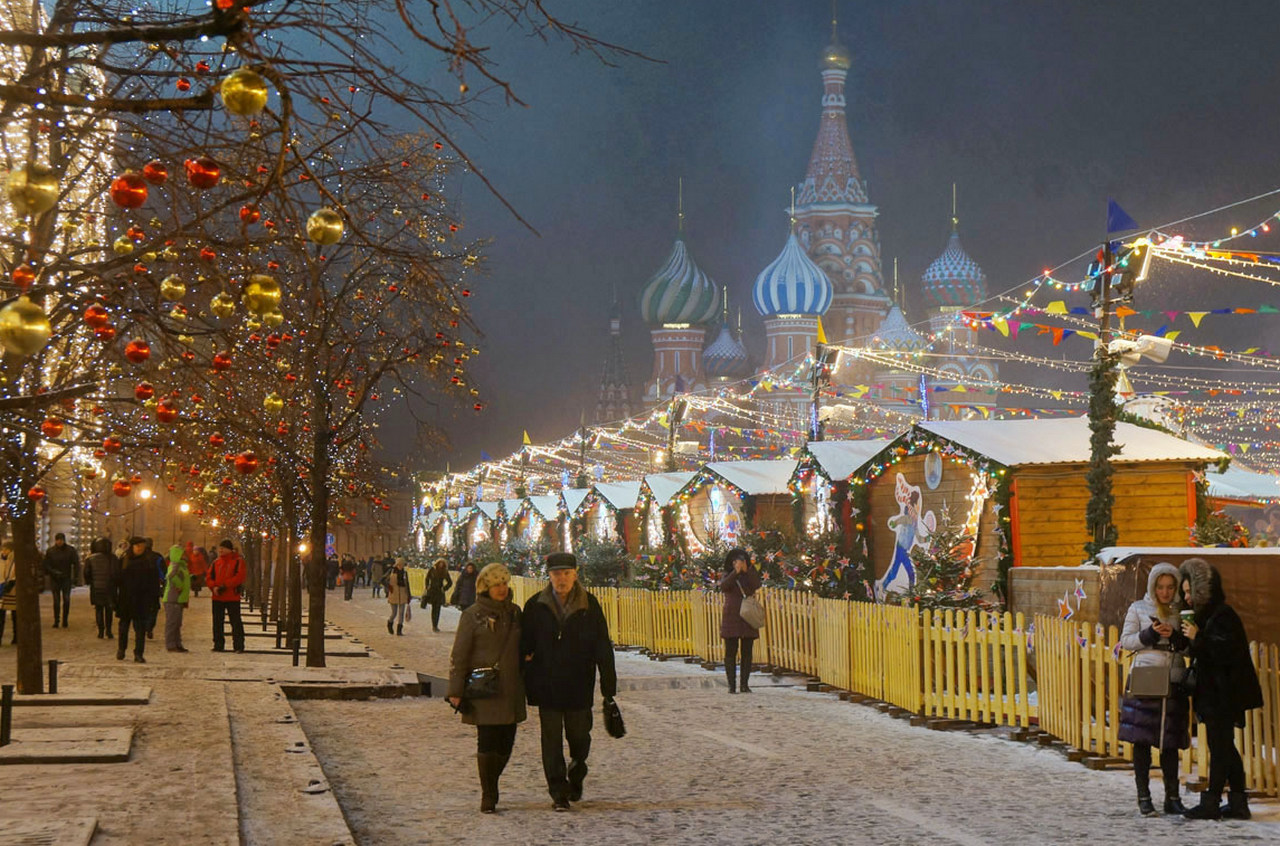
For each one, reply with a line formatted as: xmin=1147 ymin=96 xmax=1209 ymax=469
xmin=174 ymin=501 xmax=191 ymax=541
xmin=137 ymin=488 xmax=153 ymax=539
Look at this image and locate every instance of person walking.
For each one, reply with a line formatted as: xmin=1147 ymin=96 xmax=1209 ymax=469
xmin=207 ymin=539 xmax=247 ymax=653
xmin=114 ymin=537 xmax=161 ymax=663
xmin=422 ymin=558 xmax=454 ymax=632
xmin=370 ymin=556 xmax=386 ymax=598
xmin=385 ymin=557 xmax=412 ymax=635
xmin=1117 ymin=562 xmax=1190 ymax=815
xmin=452 ymin=561 xmax=477 ymax=609
xmin=521 ymin=552 xmax=618 ymax=811
xmin=1179 ymin=557 xmax=1265 ymax=820
xmin=187 ymin=542 xmax=209 ymax=597
xmin=143 ymin=538 xmax=166 ymax=640
xmin=447 ymin=562 xmax=525 ymax=814
xmin=42 ymin=532 xmax=79 ymax=628
xmin=340 ymin=555 xmax=356 ymax=601
xmin=719 ymin=547 xmax=762 ymax=694
xmin=163 ymin=544 xmax=191 ymax=653
xmin=82 ymin=538 xmax=119 ymax=639
xmin=0 ymin=543 xmax=16 ymax=645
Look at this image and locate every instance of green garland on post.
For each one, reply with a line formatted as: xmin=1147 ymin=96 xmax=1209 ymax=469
xmin=1085 ymin=352 xmax=1120 ymax=558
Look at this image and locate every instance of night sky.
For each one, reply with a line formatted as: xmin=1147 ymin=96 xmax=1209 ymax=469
xmin=411 ymin=0 xmax=1280 ymax=472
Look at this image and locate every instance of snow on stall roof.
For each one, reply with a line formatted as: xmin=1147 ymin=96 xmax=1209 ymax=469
xmin=561 ymin=488 xmax=590 ymax=516
xmin=527 ymin=495 xmax=560 ymax=521
xmin=700 ymin=458 xmax=799 ymax=495
xmin=593 ymin=480 xmax=643 ymax=512
xmin=1207 ymin=464 xmax=1280 ymax=502
xmin=802 ymin=439 xmax=894 ymax=481
xmin=644 ymin=471 xmax=697 ymax=507
xmin=423 ymin=512 xmax=442 ymax=530
xmin=501 ymin=499 xmax=524 ymax=519
xmin=918 ymin=417 xmax=1224 ymax=466
xmin=476 ymin=501 xmax=502 ymax=520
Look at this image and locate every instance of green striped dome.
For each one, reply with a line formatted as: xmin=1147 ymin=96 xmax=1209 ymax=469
xmin=638 ymin=239 xmax=720 ymax=326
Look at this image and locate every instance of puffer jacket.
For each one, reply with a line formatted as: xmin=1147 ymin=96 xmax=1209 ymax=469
xmin=82 ymin=539 xmax=120 ymax=607
xmin=207 ymin=551 xmax=246 ymax=602
xmin=1180 ymin=558 xmax=1264 ymax=725
xmin=720 ymin=567 xmax=763 ymax=640
xmin=1117 ymin=562 xmax=1190 ymax=749
xmin=448 ymin=594 xmax=527 ymax=726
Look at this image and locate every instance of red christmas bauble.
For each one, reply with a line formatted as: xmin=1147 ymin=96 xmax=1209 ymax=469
xmin=11 ymin=264 xmax=36 ymax=289
xmin=155 ymin=400 xmax=179 ymax=423
xmin=142 ymin=160 xmax=169 ymax=184
xmin=185 ymin=157 xmax=221 ymax=189
xmin=199 ymin=246 xmax=217 ymax=262
xmin=83 ymin=304 xmax=110 ymax=328
xmin=234 ymin=451 xmax=259 ymax=474
xmin=40 ymin=417 xmax=64 ymax=438
xmin=124 ymin=338 xmax=151 ymax=363
xmin=110 ymin=172 xmax=148 ymax=208
xmin=239 ymin=205 xmax=260 ymax=224
xmin=134 ymin=381 xmax=155 ymax=401
xmin=94 ymin=325 xmax=117 ymax=341
xmin=176 ymin=77 xmax=191 ymax=92
xmin=28 ymin=485 xmax=46 ymax=500
xmin=102 ymin=435 xmax=123 ymax=453
xmin=211 ymin=351 xmax=232 ymax=371
xmin=208 ymin=432 xmax=225 ymax=447
xmin=112 ymin=480 xmax=132 ymax=497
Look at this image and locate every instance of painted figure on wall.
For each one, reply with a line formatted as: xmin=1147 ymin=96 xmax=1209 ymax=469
xmin=877 ymin=473 xmax=935 ymax=599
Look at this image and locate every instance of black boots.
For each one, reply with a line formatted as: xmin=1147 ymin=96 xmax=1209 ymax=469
xmin=477 ymin=753 xmax=507 ymax=813
xmin=386 ymin=620 xmax=393 ymax=634
xmin=1164 ymin=796 xmax=1186 ymax=815
xmin=1221 ymin=791 xmax=1251 ymax=820
xmin=567 ymin=758 xmax=588 ymax=802
xmin=726 ymin=664 xmax=737 ymax=694
xmin=1183 ymin=791 xmax=1222 ymax=820
xmin=1137 ymin=793 xmax=1156 ymax=816
xmin=396 ymin=623 xmax=403 ymax=636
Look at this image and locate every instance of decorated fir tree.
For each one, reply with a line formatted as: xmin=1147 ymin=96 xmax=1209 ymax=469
xmin=902 ymin=505 xmax=989 ymax=610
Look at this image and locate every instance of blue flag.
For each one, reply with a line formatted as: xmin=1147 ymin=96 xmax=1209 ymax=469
xmin=1106 ymin=199 xmax=1139 ymax=234
xmin=479 ymin=450 xmax=491 ymax=461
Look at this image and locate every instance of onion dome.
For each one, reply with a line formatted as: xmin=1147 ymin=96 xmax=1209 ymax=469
xmin=703 ymin=323 xmax=749 ymax=379
xmin=822 ymin=38 xmax=852 ymax=71
xmin=752 ymin=232 xmax=833 ymax=317
xmin=638 ymin=239 xmax=720 ymax=326
xmin=870 ymin=305 xmax=928 ymax=351
xmin=922 ymin=228 xmax=987 ymax=309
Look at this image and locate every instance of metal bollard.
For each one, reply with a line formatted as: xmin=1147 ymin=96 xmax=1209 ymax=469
xmin=1 ymin=684 xmax=13 ymax=746
xmin=291 ymin=638 xmax=301 ymax=667
xmin=47 ymin=660 xmax=58 ymax=694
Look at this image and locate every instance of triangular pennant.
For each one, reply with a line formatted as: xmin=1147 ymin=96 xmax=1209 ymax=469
xmin=1187 ymin=311 xmax=1209 ymax=327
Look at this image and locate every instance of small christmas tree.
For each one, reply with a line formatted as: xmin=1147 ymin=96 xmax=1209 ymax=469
xmin=902 ymin=505 xmax=989 ymax=610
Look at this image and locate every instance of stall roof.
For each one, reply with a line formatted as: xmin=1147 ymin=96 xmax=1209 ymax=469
xmin=697 ymin=459 xmax=799 ymax=496
xmin=501 ymin=498 xmax=525 ymax=520
xmin=918 ymin=417 xmax=1224 ymax=467
xmin=422 ymin=512 xmax=443 ymax=530
xmin=561 ymin=488 xmax=590 ymax=516
xmin=1208 ymin=465 xmax=1280 ymax=502
xmin=643 ymin=471 xmax=697 ymax=507
xmin=476 ymin=501 xmax=503 ymax=520
xmin=593 ymin=480 xmax=643 ymax=512
xmin=526 ymin=495 xmax=561 ymax=521
xmin=801 ymin=439 xmax=893 ymax=481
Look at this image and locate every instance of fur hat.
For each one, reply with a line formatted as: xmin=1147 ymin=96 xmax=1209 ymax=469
xmin=1177 ymin=557 xmax=1223 ymax=615
xmin=476 ymin=562 xmax=511 ymax=594
xmin=546 ymin=552 xmax=577 ymax=571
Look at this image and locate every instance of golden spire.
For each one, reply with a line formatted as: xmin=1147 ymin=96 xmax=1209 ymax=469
xmin=677 ymin=176 xmax=685 ymax=238
xmin=951 ymin=182 xmax=958 ymax=231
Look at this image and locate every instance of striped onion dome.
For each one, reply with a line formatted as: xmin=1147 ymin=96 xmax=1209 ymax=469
xmin=702 ymin=323 xmax=750 ymax=379
xmin=752 ymin=232 xmax=833 ymax=317
xmin=870 ymin=305 xmax=928 ymax=351
xmin=922 ymin=229 xmax=987 ymax=308
xmin=638 ymin=239 xmax=720 ymax=326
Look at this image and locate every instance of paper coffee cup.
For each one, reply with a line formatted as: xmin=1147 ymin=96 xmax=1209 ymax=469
xmin=1180 ymin=609 xmax=1194 ymax=622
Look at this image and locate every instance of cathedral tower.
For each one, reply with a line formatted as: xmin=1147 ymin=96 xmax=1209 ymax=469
xmin=595 ymin=289 xmax=634 ymax=423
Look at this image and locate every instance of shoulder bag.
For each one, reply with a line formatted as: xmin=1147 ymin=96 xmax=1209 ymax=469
xmin=1125 ymin=664 xmax=1171 ymax=698
xmin=463 ymin=612 xmax=517 ymax=699
xmin=738 ymin=581 xmax=766 ymax=630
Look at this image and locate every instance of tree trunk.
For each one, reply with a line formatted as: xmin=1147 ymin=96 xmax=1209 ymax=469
xmin=12 ymin=497 xmax=44 ymax=694
xmin=306 ymin=427 xmax=331 ymax=668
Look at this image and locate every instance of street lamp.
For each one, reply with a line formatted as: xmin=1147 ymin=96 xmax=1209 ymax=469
xmin=174 ymin=500 xmax=191 ymax=541
xmin=137 ymin=488 xmax=153 ymax=538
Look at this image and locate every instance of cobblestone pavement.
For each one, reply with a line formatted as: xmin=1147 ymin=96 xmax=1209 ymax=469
xmin=304 ymin=592 xmax=1280 ymax=845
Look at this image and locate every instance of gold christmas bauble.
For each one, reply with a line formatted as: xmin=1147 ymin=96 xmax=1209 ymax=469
xmin=210 ymin=292 xmax=236 ymax=318
xmin=0 ymin=296 xmax=53 ymax=356
xmin=178 ymin=334 xmax=194 ymax=346
xmin=306 ymin=207 xmax=344 ymax=245
xmin=261 ymin=309 xmax=284 ymax=327
xmin=160 ymin=274 xmax=187 ymax=301
xmin=220 ymin=68 xmax=270 ymax=116
xmin=5 ymin=164 xmax=59 ymax=216
xmin=263 ymin=392 xmax=284 ymax=415
xmin=113 ymin=235 xmax=136 ymax=255
xmin=242 ymin=274 xmax=281 ymax=314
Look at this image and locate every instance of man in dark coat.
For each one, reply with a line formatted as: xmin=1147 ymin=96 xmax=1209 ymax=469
xmin=521 ymin=552 xmax=617 ymax=811
xmin=114 ymin=537 xmax=161 ymax=663
xmin=1179 ymin=557 xmax=1265 ymax=820
xmin=42 ymin=532 xmax=79 ymax=628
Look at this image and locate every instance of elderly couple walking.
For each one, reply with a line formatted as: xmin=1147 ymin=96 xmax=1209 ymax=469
xmin=447 ymin=552 xmax=618 ymax=814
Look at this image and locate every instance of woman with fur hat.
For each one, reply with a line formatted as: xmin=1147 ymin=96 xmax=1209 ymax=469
xmin=385 ymin=557 xmax=412 ymax=635
xmin=720 ymin=547 xmax=762 ymax=694
xmin=421 ymin=558 xmax=453 ymax=632
xmin=1178 ymin=557 xmax=1264 ymax=820
xmin=1117 ymin=562 xmax=1190 ymax=815
xmin=447 ymin=562 xmax=525 ymax=814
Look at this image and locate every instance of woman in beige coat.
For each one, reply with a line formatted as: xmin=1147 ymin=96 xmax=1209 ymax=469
xmin=385 ymin=557 xmax=412 ymax=635
xmin=448 ymin=562 xmax=526 ymax=813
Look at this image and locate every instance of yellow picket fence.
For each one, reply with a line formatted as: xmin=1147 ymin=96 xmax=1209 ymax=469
xmin=1035 ymin=615 xmax=1280 ymax=797
xmin=920 ymin=609 xmax=1033 ymax=728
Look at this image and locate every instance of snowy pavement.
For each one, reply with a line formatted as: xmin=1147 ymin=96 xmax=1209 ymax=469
xmin=303 ymin=592 xmax=1280 ymax=845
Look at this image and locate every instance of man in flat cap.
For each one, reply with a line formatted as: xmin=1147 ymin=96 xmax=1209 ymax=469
xmin=521 ymin=552 xmax=618 ymax=811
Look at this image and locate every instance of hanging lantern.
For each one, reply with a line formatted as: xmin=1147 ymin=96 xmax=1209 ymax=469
xmin=0 ymin=296 xmax=52 ymax=356
xmin=123 ymin=338 xmax=151 ymax=363
xmin=306 ymin=207 xmax=344 ymax=245
xmin=112 ymin=479 xmax=132 ymax=497
xmin=134 ymin=382 xmax=155 ymax=401
xmin=234 ymin=451 xmax=259 ymax=474
xmin=263 ymin=392 xmax=284 ymax=415
xmin=220 ymin=68 xmax=270 ymax=115
xmin=142 ymin=160 xmax=169 ymax=184
xmin=109 ymin=172 xmax=149 ymax=208
xmin=5 ymin=164 xmax=59 ymax=216
xmin=159 ymin=274 xmax=187 ymax=301
xmin=210 ymin=291 xmax=235 ymax=318
xmin=241 ymin=274 xmax=281 ymax=314
xmin=156 ymin=399 xmax=179 ymax=423
xmin=103 ymin=434 xmax=123 ymax=453
xmin=184 ymin=157 xmax=221 ymax=189
xmin=211 ymin=351 xmax=232 ymax=371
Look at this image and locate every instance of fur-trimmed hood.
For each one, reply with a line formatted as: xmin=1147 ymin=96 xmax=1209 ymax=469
xmin=1178 ymin=557 xmax=1224 ymax=616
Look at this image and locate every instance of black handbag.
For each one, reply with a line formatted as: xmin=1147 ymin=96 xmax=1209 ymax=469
xmin=602 ymin=698 xmax=626 ymax=738
xmin=464 ymin=666 xmax=500 ymax=699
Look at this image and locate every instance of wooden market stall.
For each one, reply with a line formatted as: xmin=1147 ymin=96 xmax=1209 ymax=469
xmin=580 ymin=480 xmax=643 ymax=551
xmin=791 ymin=439 xmax=894 ymax=539
xmin=510 ymin=494 xmax=562 ymax=549
xmin=674 ymin=459 xmax=798 ymax=552
xmin=558 ymin=487 xmax=591 ymax=553
xmin=462 ymin=500 xmax=505 ymax=549
xmin=635 ymin=471 xmax=697 ymax=551
xmin=1207 ymin=463 xmax=1280 ymax=544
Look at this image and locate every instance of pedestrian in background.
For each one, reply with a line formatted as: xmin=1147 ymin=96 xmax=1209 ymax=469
xmin=207 ymin=539 xmax=247 ymax=653
xmin=422 ymin=558 xmax=453 ymax=632
xmin=0 ymin=542 xmax=17 ymax=645
xmin=143 ymin=538 xmax=166 ymax=640
xmin=340 ymin=555 xmax=357 ymax=600
xmin=447 ymin=562 xmax=525 ymax=814
xmin=82 ymin=538 xmax=119 ymax=639
xmin=452 ymin=561 xmax=477 ymax=609
xmin=521 ymin=552 xmax=618 ymax=811
xmin=163 ymin=544 xmax=191 ymax=653
xmin=1179 ymin=557 xmax=1264 ymax=820
xmin=370 ymin=556 xmax=386 ymax=598
xmin=187 ymin=542 xmax=208 ymax=596
xmin=115 ymin=537 xmax=160 ymax=663
xmin=42 ymin=532 xmax=78 ymax=628
xmin=385 ymin=557 xmax=412 ymax=635
xmin=1117 ymin=562 xmax=1190 ymax=816
xmin=719 ymin=547 xmax=761 ymax=694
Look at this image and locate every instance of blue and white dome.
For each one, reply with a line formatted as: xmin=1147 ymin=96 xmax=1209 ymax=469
xmin=871 ymin=305 xmax=928 ymax=351
xmin=922 ymin=229 xmax=986 ymax=309
xmin=752 ymin=232 xmax=833 ymax=317
xmin=638 ymin=239 xmax=720 ymax=327
xmin=702 ymin=322 xmax=750 ymax=379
